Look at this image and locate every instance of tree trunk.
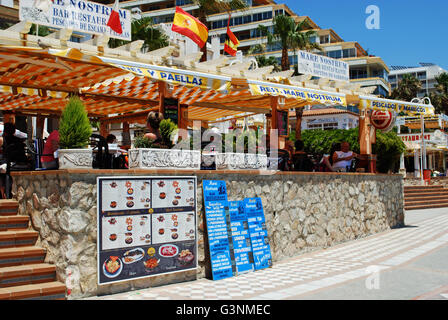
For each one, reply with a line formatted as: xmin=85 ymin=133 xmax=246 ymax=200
xmin=295 ymin=107 xmax=304 ymax=141
xmin=281 ymin=47 xmax=289 ymax=71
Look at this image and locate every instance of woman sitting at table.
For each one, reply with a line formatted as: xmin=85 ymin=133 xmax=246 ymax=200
xmin=144 ymin=111 xmax=166 ymax=148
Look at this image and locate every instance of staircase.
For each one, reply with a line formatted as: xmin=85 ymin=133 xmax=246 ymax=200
xmin=404 ymin=185 xmax=448 ymax=210
xmin=0 ymin=200 xmax=66 ymax=300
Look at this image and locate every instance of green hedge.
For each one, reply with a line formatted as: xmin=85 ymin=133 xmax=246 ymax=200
xmin=293 ymin=129 xmax=405 ymax=173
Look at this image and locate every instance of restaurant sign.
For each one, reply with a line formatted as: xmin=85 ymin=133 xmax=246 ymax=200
xmin=249 ymin=83 xmax=347 ymax=106
xmin=360 ymin=96 xmax=434 ymax=115
xmin=297 ymin=50 xmax=349 ymax=82
xmin=97 ymin=176 xmax=197 ymax=285
xmin=107 ymin=62 xmax=231 ymax=92
xmin=19 ymin=0 xmax=131 ymax=41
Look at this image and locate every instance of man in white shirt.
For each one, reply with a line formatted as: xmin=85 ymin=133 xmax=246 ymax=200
xmin=0 ymin=123 xmax=27 ymax=139
xmin=332 ymin=141 xmax=357 ymax=172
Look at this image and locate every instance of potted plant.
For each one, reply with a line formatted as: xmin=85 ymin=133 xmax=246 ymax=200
xmin=57 ymin=96 xmax=93 ymax=169
xmin=128 ymin=119 xmax=201 ymax=170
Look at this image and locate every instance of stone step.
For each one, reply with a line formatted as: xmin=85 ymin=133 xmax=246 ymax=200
xmin=0 ymin=216 xmax=29 ymax=231
xmin=0 ymin=246 xmax=46 ymax=268
xmin=0 ymin=263 xmax=56 ymax=288
xmin=0 ymin=200 xmax=19 ymax=216
xmin=0 ymin=281 xmax=66 ymax=300
xmin=404 ymin=185 xmax=445 ymax=190
xmin=405 ymin=203 xmax=448 ymax=210
xmin=0 ymin=230 xmax=39 ymax=249
xmin=404 ymin=189 xmax=448 ymax=195
xmin=405 ymin=199 xmax=448 ymax=206
xmin=404 ymin=193 xmax=448 ymax=199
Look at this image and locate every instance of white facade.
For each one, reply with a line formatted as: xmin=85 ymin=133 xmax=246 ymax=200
xmin=302 ymin=110 xmax=359 ymax=131
xmin=389 ymin=63 xmax=447 ymax=97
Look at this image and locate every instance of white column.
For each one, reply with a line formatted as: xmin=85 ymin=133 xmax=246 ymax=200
xmin=414 ymin=149 xmax=420 ymax=178
xmin=399 ymin=153 xmax=406 ymax=176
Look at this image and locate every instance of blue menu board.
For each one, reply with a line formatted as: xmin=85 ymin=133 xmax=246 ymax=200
xmin=202 ymin=180 xmax=235 ymax=280
xmin=244 ymin=198 xmax=272 ymax=270
xmin=229 ymin=201 xmax=254 ymax=274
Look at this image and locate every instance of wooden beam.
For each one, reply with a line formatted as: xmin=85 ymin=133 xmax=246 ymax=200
xmin=98 ymin=107 xmax=158 ymax=125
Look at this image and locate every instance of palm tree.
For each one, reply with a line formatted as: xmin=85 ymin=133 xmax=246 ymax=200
xmin=193 ymin=0 xmax=248 ymax=61
xmin=109 ymin=17 xmax=169 ymax=52
xmin=429 ymin=72 xmax=448 ymax=114
xmin=390 ymin=74 xmax=422 ymax=102
xmin=263 ymin=16 xmax=321 ymax=72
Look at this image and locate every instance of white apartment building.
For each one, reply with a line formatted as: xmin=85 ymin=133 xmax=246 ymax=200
xmin=388 ymin=63 xmax=447 ymax=98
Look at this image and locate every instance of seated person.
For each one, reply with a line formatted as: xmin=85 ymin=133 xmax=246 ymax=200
xmin=41 ymin=129 xmax=59 ymax=169
xmin=106 ymin=134 xmax=127 ymax=154
xmin=0 ymin=122 xmax=27 ymax=139
xmin=106 ymin=134 xmax=128 ymax=169
xmin=291 ymin=140 xmax=314 ymax=172
xmin=320 ymin=142 xmax=341 ymax=172
xmin=332 ymin=141 xmax=357 ymax=172
xmin=1 ymin=123 xmax=29 ymax=167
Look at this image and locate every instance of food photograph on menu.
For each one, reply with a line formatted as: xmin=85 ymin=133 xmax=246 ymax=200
xmin=97 ymin=176 xmax=197 ymax=285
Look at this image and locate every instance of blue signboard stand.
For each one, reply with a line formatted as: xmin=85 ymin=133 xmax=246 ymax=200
xmin=203 ymin=180 xmax=235 ymax=280
xmin=228 ymin=201 xmax=254 ymax=274
xmin=244 ymin=198 xmax=272 ymax=270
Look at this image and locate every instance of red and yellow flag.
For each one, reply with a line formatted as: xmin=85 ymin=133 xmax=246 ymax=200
xmin=224 ymin=15 xmax=240 ymax=56
xmin=172 ymin=6 xmax=208 ymax=48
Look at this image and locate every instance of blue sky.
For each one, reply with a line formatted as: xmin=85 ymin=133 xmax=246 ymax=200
xmin=284 ymin=0 xmax=448 ymax=70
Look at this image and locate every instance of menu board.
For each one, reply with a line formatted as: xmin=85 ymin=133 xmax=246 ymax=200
xmin=202 ymin=180 xmax=235 ymax=281
xmin=228 ymin=201 xmax=254 ymax=274
xmin=244 ymin=198 xmax=272 ymax=270
xmin=163 ymin=98 xmax=179 ymax=125
xmin=97 ymin=176 xmax=197 ymax=285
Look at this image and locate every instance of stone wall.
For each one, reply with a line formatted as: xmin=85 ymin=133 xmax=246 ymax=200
xmin=11 ymin=170 xmax=404 ymax=299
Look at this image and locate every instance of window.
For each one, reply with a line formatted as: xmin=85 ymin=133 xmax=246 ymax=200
xmin=327 ymin=50 xmax=342 ymax=59
xmin=243 ymin=15 xmax=252 ymax=24
xmin=417 ymin=72 xmax=426 ymax=80
xmin=388 ymin=75 xmax=397 ymax=82
xmin=323 ymin=123 xmax=338 ymax=130
xmin=253 ymin=13 xmax=263 ymax=22
xmin=320 ymin=35 xmax=330 ymax=44
xmin=275 ymin=9 xmax=284 ymax=16
xmin=342 ymin=48 xmax=355 ymax=58
xmin=234 ymin=16 xmax=243 ymax=25
xmin=262 ymin=11 xmax=272 ymax=20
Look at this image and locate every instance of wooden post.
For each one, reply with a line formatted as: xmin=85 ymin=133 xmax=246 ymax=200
xmin=36 ymin=116 xmax=45 ymax=140
xmin=359 ymin=109 xmax=376 ymax=173
xmin=270 ymin=96 xmax=280 ymax=149
xmin=158 ymin=81 xmax=166 ymax=115
xmin=122 ymin=122 xmax=131 ymax=148
xmin=178 ymin=104 xmax=189 ymax=141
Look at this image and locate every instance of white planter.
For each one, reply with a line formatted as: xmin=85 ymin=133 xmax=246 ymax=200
xmin=215 ymin=152 xmax=268 ymax=170
xmin=128 ymin=148 xmax=201 ymax=170
xmin=58 ymin=148 xmax=93 ymax=169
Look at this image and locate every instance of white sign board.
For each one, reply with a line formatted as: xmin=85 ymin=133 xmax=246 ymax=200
xmin=297 ymin=50 xmax=349 ymax=82
xmin=19 ymin=0 xmax=131 ymax=41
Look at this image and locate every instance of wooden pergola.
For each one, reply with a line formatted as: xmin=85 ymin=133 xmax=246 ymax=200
xmin=0 ymin=22 xmax=436 ymax=172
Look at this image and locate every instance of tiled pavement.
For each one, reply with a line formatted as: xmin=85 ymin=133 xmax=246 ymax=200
xmin=85 ymin=210 xmax=448 ymax=300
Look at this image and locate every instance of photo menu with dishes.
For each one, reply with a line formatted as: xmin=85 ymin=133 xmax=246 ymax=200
xmin=97 ymin=176 xmax=197 ymax=285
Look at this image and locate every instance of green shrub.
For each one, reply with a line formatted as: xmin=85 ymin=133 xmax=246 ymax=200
xmin=297 ymin=128 xmax=405 ymax=173
xmin=133 ymin=135 xmax=154 ymax=148
xmin=59 ymin=96 xmax=92 ymax=149
xmin=159 ymin=119 xmax=178 ymax=148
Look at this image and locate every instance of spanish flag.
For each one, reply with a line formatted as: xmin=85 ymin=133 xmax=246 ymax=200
xmin=224 ymin=15 xmax=239 ymax=57
xmin=172 ymin=6 xmax=208 ymax=48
